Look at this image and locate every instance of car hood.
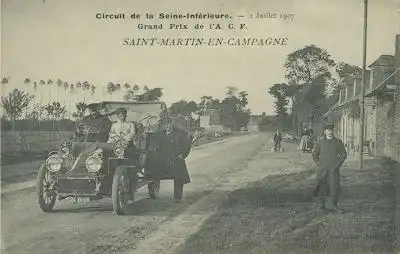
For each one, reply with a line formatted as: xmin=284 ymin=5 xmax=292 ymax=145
xmin=63 ymin=142 xmax=114 ymax=175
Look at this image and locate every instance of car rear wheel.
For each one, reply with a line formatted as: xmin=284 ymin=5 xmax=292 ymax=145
xmin=148 ymin=180 xmax=160 ymax=199
xmin=112 ymin=166 xmax=130 ymax=215
xmin=37 ymin=164 xmax=57 ymax=212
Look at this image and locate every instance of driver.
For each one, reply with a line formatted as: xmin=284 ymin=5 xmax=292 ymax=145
xmin=75 ymin=104 xmax=112 ymax=142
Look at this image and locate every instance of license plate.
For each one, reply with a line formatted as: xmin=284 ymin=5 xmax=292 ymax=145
xmin=77 ymin=197 xmax=91 ymax=203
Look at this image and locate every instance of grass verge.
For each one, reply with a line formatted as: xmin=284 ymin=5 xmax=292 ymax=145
xmin=176 ymin=157 xmax=396 ymax=254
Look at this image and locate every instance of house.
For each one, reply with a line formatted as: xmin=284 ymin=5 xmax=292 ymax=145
xmin=247 ymin=115 xmax=263 ymax=132
xmin=199 ymin=108 xmax=227 ymax=132
xmin=325 ymin=34 xmax=400 ymax=161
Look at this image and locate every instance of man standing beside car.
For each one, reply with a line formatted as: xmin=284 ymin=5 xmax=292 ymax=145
xmin=312 ymin=123 xmax=347 ymax=213
xmin=161 ymin=118 xmax=192 ymax=202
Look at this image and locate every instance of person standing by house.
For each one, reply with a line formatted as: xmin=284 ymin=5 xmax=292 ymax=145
xmin=312 ymin=123 xmax=347 ymax=213
xmin=299 ymin=126 xmax=309 ymax=150
xmin=273 ymin=129 xmax=282 ymax=152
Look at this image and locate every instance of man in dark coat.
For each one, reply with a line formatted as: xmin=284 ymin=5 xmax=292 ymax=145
xmin=75 ymin=105 xmax=112 ymax=142
xmin=312 ymin=123 xmax=347 ymax=213
xmin=145 ymin=118 xmax=191 ymax=201
xmin=71 ymin=105 xmax=113 ymax=157
xmin=273 ymin=129 xmax=282 ymax=152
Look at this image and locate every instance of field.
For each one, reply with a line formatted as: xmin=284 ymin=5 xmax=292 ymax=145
xmin=0 ymin=129 xmax=241 ymax=166
xmin=1 ymin=131 xmax=73 ymax=165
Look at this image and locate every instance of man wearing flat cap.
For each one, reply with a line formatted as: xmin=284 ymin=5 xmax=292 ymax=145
xmin=312 ymin=122 xmax=347 ymax=213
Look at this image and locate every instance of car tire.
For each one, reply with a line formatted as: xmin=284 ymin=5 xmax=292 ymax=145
xmin=112 ymin=166 xmax=130 ymax=215
xmin=148 ymin=180 xmax=160 ymax=199
xmin=37 ymin=164 xmax=57 ymax=213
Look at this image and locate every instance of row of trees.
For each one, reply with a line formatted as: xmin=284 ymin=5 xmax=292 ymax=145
xmin=169 ymin=86 xmax=251 ymax=130
xmin=268 ymin=45 xmax=362 ymax=132
xmin=0 ymin=77 xmax=164 ymax=116
xmin=1 ymin=80 xmax=251 ymax=141
xmin=0 ymin=82 xmax=165 ymax=142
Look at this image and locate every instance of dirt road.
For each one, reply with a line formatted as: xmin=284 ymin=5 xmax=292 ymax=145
xmin=1 ymin=132 xmax=273 ymax=253
xmin=3 ymin=133 xmax=395 ymax=254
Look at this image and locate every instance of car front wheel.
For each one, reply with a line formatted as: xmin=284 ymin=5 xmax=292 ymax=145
xmin=112 ymin=166 xmax=130 ymax=215
xmin=37 ymin=164 xmax=57 ymax=212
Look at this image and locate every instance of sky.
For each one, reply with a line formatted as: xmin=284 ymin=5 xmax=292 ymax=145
xmin=1 ymin=0 xmax=400 ymax=116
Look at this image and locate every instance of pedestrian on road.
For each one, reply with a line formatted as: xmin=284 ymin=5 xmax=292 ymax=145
xmin=312 ymin=123 xmax=347 ymax=213
xmin=273 ymin=129 xmax=282 ymax=152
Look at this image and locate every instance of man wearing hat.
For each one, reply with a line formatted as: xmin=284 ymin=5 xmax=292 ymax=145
xmin=312 ymin=122 xmax=347 ymax=213
xmin=145 ymin=118 xmax=191 ymax=202
xmin=75 ymin=104 xmax=112 ymax=142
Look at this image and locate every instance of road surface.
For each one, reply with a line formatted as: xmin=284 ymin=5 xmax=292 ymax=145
xmin=2 ymin=133 xmax=396 ymax=254
xmin=1 ymin=133 xmax=275 ymax=253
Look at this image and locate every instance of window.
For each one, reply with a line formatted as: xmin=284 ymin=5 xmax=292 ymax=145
xmin=384 ymin=70 xmax=394 ymax=86
xmin=369 ymin=69 xmax=374 ymax=89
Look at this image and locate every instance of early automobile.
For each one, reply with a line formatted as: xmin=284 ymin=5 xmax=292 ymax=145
xmin=36 ymin=101 xmax=192 ymax=215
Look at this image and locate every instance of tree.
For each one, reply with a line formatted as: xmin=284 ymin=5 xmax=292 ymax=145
xmin=72 ymin=102 xmax=87 ymax=121
xmin=169 ymin=100 xmax=198 ymax=116
xmin=1 ymin=89 xmax=34 ymax=142
xmin=44 ymin=102 xmax=66 ymax=120
xmin=106 ymin=82 xmax=116 ymax=99
xmin=135 ymin=87 xmax=163 ymax=101
xmin=122 ymin=83 xmax=131 ymax=101
xmin=81 ymin=81 xmax=91 ymax=100
xmin=238 ymin=91 xmax=249 ymax=108
xmin=220 ymin=87 xmax=251 ymax=130
xmin=124 ymin=84 xmax=140 ymax=101
xmin=283 ymin=45 xmax=336 ymax=131
xmin=336 ymin=62 xmax=362 ymax=82
xmin=44 ymin=101 xmax=66 ymax=140
xmin=90 ymin=85 xmax=96 ymax=95
xmin=284 ymin=45 xmax=336 ymax=85
xmin=26 ymin=103 xmax=43 ymax=123
xmin=1 ymin=77 xmax=9 ymax=84
xmin=268 ymin=83 xmax=289 ymax=126
xmin=226 ymin=86 xmax=238 ymax=97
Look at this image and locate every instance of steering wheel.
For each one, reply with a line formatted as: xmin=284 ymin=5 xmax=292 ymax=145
xmin=84 ymin=125 xmax=100 ymax=143
xmin=140 ymin=115 xmax=159 ymax=131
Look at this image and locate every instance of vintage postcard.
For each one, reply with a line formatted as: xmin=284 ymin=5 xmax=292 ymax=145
xmin=1 ymin=0 xmax=400 ymax=253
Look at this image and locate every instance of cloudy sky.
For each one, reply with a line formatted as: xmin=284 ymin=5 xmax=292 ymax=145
xmin=1 ymin=0 xmax=400 ymax=116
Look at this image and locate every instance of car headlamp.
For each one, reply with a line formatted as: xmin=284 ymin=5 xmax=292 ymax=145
xmin=85 ymin=156 xmax=102 ymax=173
xmin=59 ymin=145 xmax=70 ymax=158
xmin=46 ymin=155 xmax=63 ymax=173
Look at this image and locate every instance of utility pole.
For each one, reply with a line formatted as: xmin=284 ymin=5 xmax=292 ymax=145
xmin=359 ymin=0 xmax=368 ymax=169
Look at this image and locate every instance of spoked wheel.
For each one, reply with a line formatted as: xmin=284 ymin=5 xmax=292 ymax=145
xmin=148 ymin=180 xmax=160 ymax=199
xmin=112 ymin=166 xmax=130 ymax=215
xmin=37 ymin=164 xmax=57 ymax=212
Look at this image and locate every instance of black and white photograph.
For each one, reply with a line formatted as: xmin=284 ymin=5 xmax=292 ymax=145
xmin=1 ymin=0 xmax=400 ymax=253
